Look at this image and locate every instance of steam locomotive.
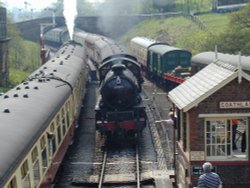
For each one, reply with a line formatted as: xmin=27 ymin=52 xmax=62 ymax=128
xmin=81 ymin=34 xmax=147 ymax=136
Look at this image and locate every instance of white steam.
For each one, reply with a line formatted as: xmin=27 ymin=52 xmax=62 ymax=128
xmin=63 ymin=0 xmax=77 ymax=40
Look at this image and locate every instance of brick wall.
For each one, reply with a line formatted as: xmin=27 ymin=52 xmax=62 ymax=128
xmin=186 ymin=78 xmax=250 ymax=187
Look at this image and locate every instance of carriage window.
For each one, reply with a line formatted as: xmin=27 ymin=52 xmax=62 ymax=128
xmin=167 ymin=54 xmax=177 ymax=66
xmin=7 ymin=177 xmax=17 ymax=188
xmin=62 ymin=107 xmax=66 ymax=135
xmin=21 ymin=161 xmax=29 ymax=179
xmin=57 ymin=125 xmax=62 ymax=144
xmin=66 ymin=102 xmax=70 ymax=128
xmin=205 ymin=118 xmax=247 ymax=160
xmin=56 ymin=115 xmax=62 ymax=144
xmin=21 ymin=160 xmax=31 ymax=188
xmin=49 ymin=123 xmax=57 ymax=155
xmin=157 ymin=54 xmax=161 ymax=71
xmin=40 ymin=136 xmax=48 ymax=173
xmin=32 ymin=147 xmax=40 ymax=187
xmin=149 ymin=51 xmax=153 ymax=68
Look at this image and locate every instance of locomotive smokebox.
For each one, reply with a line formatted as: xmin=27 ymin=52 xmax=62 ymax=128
xmin=100 ymin=63 xmax=140 ymax=110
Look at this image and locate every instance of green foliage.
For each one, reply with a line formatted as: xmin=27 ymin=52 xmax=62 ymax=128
xmin=98 ymin=0 xmax=214 ymax=15
xmin=97 ymin=0 xmax=148 ymax=16
xmin=198 ymin=14 xmax=230 ymax=34
xmin=9 ymin=67 xmax=30 ymax=85
xmin=74 ymin=0 xmax=215 ymax=16
xmin=77 ymin=0 xmax=96 ymax=16
xmin=7 ymin=19 xmax=40 ymax=86
xmin=8 ymin=29 xmax=40 ymax=71
xmin=207 ymin=4 xmax=250 ymax=55
xmin=120 ymin=3 xmax=250 ymax=56
xmin=175 ymin=0 xmax=214 ymax=13
xmin=119 ymin=13 xmax=230 ymax=55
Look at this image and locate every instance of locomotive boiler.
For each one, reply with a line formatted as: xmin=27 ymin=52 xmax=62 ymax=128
xmin=94 ymin=44 xmax=147 ymax=136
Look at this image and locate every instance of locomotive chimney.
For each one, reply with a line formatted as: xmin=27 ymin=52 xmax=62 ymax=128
xmin=111 ymin=63 xmax=126 ymax=75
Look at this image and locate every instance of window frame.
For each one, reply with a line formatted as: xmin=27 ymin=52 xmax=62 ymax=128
xmin=204 ymin=117 xmax=248 ymax=161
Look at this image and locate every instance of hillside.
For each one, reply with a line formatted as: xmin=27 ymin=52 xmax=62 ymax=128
xmin=119 ymin=13 xmax=230 ymax=55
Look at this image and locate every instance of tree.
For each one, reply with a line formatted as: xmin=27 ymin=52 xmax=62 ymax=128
xmin=153 ymin=0 xmax=175 ymax=12
xmin=209 ymin=4 xmax=250 ymax=55
xmin=7 ymin=18 xmax=40 ymax=74
xmin=77 ymin=0 xmax=96 ymax=16
xmin=229 ymin=4 xmax=250 ymax=29
xmin=96 ymin=0 xmax=157 ymax=16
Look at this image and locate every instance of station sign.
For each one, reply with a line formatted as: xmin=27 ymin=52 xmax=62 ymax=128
xmin=219 ymin=101 xmax=250 ymax=109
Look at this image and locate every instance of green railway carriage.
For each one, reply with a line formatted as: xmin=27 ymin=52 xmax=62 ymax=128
xmin=148 ymin=44 xmax=192 ymax=81
xmin=130 ymin=37 xmax=167 ymax=72
xmin=130 ymin=37 xmax=192 ymax=90
xmin=43 ymin=27 xmax=70 ymax=47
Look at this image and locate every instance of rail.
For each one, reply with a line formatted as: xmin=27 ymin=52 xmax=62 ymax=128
xmin=136 ymin=136 xmax=141 ymax=188
xmin=98 ymin=148 xmax=108 ymax=188
xmin=97 ymin=138 xmax=143 ymax=188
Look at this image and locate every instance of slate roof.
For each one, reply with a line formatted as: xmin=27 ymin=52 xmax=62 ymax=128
xmin=168 ymin=60 xmax=250 ymax=112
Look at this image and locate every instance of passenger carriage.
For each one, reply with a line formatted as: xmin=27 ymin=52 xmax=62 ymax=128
xmin=0 ymin=42 xmax=88 ymax=188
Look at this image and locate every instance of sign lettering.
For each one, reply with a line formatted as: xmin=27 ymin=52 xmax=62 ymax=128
xmin=220 ymin=101 xmax=250 ymax=109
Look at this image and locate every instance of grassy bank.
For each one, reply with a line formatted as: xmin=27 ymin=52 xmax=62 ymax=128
xmin=119 ymin=13 xmax=230 ymax=55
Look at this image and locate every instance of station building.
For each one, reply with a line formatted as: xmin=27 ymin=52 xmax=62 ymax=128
xmin=0 ymin=7 xmax=10 ymax=87
xmin=168 ymin=60 xmax=250 ymax=188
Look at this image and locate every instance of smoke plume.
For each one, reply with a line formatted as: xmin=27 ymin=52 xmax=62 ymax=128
xmin=63 ymin=0 xmax=77 ymax=40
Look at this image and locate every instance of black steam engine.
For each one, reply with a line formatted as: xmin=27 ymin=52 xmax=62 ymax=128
xmin=95 ymin=53 xmax=147 ymax=136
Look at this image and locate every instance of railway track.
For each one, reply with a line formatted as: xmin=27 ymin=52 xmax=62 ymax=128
xmin=54 ymin=80 xmax=173 ymax=188
xmin=97 ymin=135 xmax=143 ymax=188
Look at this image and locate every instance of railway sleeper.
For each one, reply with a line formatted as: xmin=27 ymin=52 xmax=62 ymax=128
xmin=71 ymin=172 xmax=155 ymax=186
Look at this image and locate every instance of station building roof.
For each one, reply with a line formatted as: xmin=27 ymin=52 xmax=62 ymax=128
xmin=168 ymin=60 xmax=250 ymax=112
